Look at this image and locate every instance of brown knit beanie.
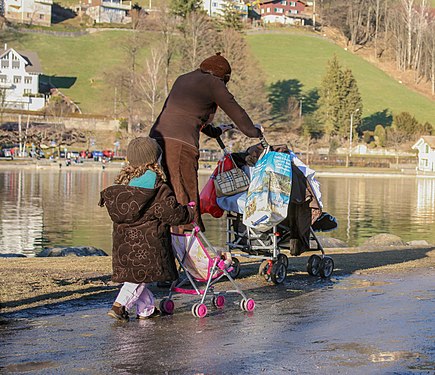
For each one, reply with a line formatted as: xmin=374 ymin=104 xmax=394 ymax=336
xmin=127 ymin=137 xmax=162 ymax=167
xmin=199 ymin=53 xmax=231 ymax=80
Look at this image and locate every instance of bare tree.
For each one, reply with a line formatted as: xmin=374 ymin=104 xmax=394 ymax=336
xmin=216 ymin=29 xmax=271 ymax=125
xmin=156 ymin=4 xmax=180 ymax=96
xmin=138 ymin=47 xmax=164 ymax=125
xmin=179 ymin=11 xmax=217 ymax=73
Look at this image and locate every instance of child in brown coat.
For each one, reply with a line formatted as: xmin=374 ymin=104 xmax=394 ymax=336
xmin=99 ymin=137 xmax=194 ymax=321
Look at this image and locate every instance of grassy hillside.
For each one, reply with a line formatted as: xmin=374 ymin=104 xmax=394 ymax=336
xmin=10 ymin=30 xmax=434 ymax=125
xmin=246 ymin=33 xmax=435 ymax=126
xmin=12 ymin=30 xmax=152 ymax=114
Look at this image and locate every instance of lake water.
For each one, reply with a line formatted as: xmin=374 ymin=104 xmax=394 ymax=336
xmin=1 ymin=168 xmax=434 ymax=256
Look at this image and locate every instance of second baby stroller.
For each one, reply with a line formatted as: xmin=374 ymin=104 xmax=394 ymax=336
xmin=213 ymin=139 xmax=337 ymax=285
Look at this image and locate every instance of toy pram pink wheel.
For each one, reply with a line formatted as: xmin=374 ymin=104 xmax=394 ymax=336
xmin=240 ymin=298 xmax=255 ymax=312
xmin=192 ymin=303 xmax=208 ymax=318
xmin=159 ymin=298 xmax=175 ymax=315
xmin=212 ymin=294 xmax=225 ymax=309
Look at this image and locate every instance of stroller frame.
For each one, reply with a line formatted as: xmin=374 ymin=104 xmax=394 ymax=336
xmin=161 ymin=226 xmax=255 ymax=318
xmin=226 ymin=212 xmax=334 ymax=284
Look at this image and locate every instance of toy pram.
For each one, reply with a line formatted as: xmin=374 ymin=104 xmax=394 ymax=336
xmin=211 ymin=138 xmax=337 ymax=285
xmin=160 ymin=224 xmax=255 ymax=318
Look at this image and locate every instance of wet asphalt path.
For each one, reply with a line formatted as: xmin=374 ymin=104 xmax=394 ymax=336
xmin=1 ymin=269 xmax=434 ymax=375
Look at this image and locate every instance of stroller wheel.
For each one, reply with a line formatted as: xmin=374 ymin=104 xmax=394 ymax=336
xmin=307 ymin=254 xmax=322 ymax=276
xmin=159 ymin=298 xmax=175 ymax=315
xmin=228 ymin=257 xmax=240 ymax=279
xmin=212 ymin=294 xmax=226 ymax=309
xmin=192 ymin=303 xmax=208 ymax=318
xmin=271 ymin=261 xmax=287 ymax=284
xmin=277 ymin=253 xmax=289 ymax=268
xmin=319 ymin=256 xmax=334 ymax=278
xmin=240 ymin=298 xmax=255 ymax=312
xmin=258 ymin=260 xmax=271 ymax=282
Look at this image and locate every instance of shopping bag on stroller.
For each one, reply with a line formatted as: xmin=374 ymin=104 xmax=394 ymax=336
xmin=243 ymin=147 xmax=293 ymax=232
xmin=200 ymin=155 xmax=235 ymax=218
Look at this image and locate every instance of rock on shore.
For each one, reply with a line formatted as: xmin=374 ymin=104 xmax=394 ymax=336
xmin=37 ymin=246 xmax=108 ymax=257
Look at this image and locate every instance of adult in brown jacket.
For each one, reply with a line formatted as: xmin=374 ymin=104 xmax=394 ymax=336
xmin=150 ymin=53 xmax=263 ymax=231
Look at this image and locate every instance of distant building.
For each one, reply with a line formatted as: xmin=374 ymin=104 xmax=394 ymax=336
xmin=202 ymin=0 xmax=248 ymax=19
xmin=412 ymin=136 xmax=435 ymax=172
xmin=259 ymin=0 xmax=307 ymax=25
xmin=0 ymin=46 xmax=46 ymax=111
xmin=86 ymin=0 xmax=132 ymax=24
xmin=3 ymin=0 xmax=52 ymax=27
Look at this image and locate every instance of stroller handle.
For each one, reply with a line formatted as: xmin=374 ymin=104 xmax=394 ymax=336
xmin=216 ymin=136 xmax=226 ymax=150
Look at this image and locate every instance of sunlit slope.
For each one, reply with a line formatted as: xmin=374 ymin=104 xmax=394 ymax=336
xmin=246 ymin=33 xmax=435 ymax=124
xmin=13 ymin=30 xmax=151 ymax=114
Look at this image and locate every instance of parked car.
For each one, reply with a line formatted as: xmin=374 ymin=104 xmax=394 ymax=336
xmin=102 ymin=150 xmax=114 ymax=159
xmin=92 ymin=151 xmax=103 ymax=161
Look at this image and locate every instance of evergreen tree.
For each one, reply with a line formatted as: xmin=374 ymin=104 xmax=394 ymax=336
xmin=317 ymin=55 xmax=362 ymax=139
xmin=170 ymin=0 xmax=202 ymax=18
xmin=373 ymin=125 xmax=386 ymax=147
xmin=219 ymin=0 xmax=245 ymax=31
xmin=317 ymin=56 xmax=344 ymax=137
xmin=340 ymin=68 xmax=363 ymax=139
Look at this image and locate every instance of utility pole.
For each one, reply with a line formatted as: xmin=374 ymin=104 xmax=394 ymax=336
xmin=346 ymin=108 xmax=359 ymax=167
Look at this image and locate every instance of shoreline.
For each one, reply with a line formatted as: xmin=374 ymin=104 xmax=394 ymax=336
xmin=0 ymin=159 xmax=432 ymax=178
xmin=1 ymin=244 xmax=434 ymax=316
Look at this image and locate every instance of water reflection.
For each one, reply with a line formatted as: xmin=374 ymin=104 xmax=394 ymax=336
xmin=0 ymin=169 xmax=117 ymax=256
xmin=1 ymin=170 xmax=435 ymax=256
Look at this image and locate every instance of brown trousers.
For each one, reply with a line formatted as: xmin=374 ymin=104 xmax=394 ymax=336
xmin=154 ymin=138 xmax=205 ymax=232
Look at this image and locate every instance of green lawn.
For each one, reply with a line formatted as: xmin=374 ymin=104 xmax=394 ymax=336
xmin=10 ymin=30 xmax=435 ymax=125
xmin=246 ymin=33 xmax=435 ymax=125
xmin=13 ymin=30 xmax=153 ymax=114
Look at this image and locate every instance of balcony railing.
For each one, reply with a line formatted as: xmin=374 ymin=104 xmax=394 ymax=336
xmin=101 ymin=0 xmax=131 ymax=10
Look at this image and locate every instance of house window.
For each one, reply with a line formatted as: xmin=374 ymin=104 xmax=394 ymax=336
xmin=39 ymin=14 xmax=44 ymax=19
xmin=0 ymin=75 xmax=6 ymax=83
xmin=289 ymin=9 xmax=298 ymax=13
xmin=13 ymin=76 xmax=21 ymax=83
xmin=281 ymin=0 xmax=287 ymax=4
xmin=12 ymin=61 xmax=20 ymax=69
xmin=275 ymin=7 xmax=283 ymax=13
xmin=290 ymin=1 xmax=296 ymax=6
xmin=1 ymin=60 xmax=8 ymax=68
xmin=426 ymin=145 xmax=429 ymax=153
xmin=261 ymin=8 xmax=264 ymax=13
xmin=24 ymin=76 xmax=32 ymax=84
xmin=24 ymin=89 xmax=32 ymax=95
xmin=266 ymin=7 xmax=270 ymax=12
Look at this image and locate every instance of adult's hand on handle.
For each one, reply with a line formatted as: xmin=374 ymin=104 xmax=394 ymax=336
xmin=254 ymin=123 xmax=264 ymax=133
xmin=218 ymin=123 xmax=234 ymax=133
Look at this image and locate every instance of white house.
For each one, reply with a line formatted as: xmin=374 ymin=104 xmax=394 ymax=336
xmin=3 ymin=0 xmax=53 ymax=27
xmin=0 ymin=46 xmax=46 ymax=111
xmin=86 ymin=0 xmax=132 ymax=23
xmin=412 ymin=136 xmax=435 ymax=172
xmin=202 ymin=0 xmax=248 ymax=18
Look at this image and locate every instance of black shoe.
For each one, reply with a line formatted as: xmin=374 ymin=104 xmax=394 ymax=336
xmin=108 ymin=305 xmax=129 ymax=322
xmin=137 ymin=308 xmax=161 ymax=320
xmin=156 ymin=281 xmax=172 ymax=288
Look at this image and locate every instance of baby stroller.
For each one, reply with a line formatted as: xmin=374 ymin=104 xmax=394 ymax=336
xmin=160 ymin=224 xmax=255 ymax=318
xmin=212 ymin=138 xmax=337 ymax=285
